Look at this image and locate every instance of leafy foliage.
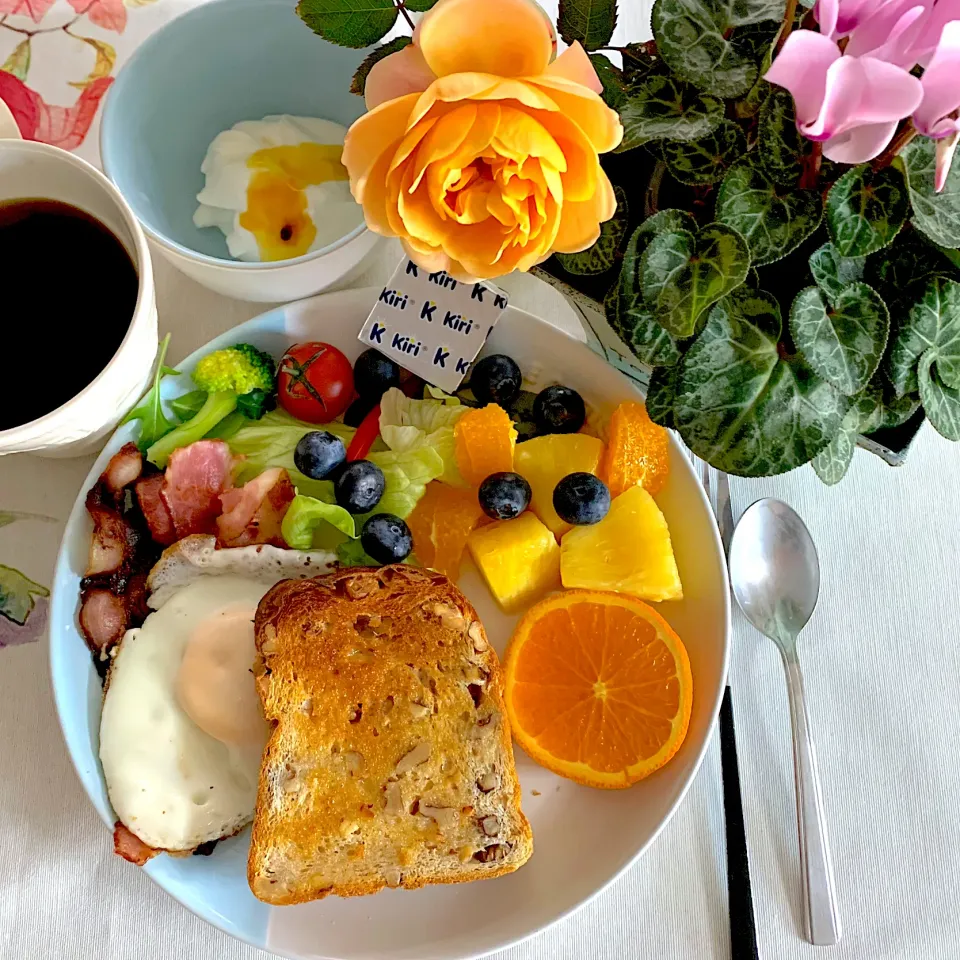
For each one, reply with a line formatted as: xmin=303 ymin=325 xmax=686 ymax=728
xmin=350 ymin=36 xmax=411 ymax=96
xmin=808 ymin=243 xmax=865 ymax=305
xmin=617 ymin=74 xmax=723 ymax=151
xmin=826 ymin=165 xmax=908 ymax=257
xmin=661 ymin=120 xmax=745 ymax=185
xmin=757 ymin=88 xmax=806 ymax=185
xmin=558 ymin=0 xmax=618 ymax=50
xmin=590 ymin=54 xmax=627 ymax=109
xmin=556 ymin=186 xmax=628 ymax=275
xmin=903 ymin=137 xmax=960 ymax=247
xmin=296 ymin=0 xmax=397 ymax=48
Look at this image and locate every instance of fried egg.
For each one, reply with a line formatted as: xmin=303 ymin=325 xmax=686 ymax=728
xmin=193 ymin=114 xmax=363 ymax=263
xmin=100 ymin=539 xmax=335 ymax=852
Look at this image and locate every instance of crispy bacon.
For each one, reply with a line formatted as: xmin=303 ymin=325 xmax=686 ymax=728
xmin=113 ymin=822 xmax=158 ymax=865
xmin=161 ymin=440 xmax=233 ymax=539
xmin=85 ymin=500 xmax=140 ymax=577
xmin=79 ymin=590 xmax=129 ymax=655
xmin=217 ymin=467 xmax=295 ymax=547
xmin=135 ymin=474 xmax=176 ymax=546
xmin=103 ymin=443 xmax=143 ymax=497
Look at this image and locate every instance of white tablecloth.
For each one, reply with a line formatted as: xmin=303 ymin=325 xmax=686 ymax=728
xmin=3 ymin=2 xmax=960 ymax=958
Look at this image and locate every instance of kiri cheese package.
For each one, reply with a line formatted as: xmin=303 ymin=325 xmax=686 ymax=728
xmin=358 ymin=258 xmax=510 ymax=392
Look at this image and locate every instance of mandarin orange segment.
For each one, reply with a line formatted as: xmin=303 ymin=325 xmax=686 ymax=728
xmin=407 ymin=481 xmax=485 ymax=580
xmin=601 ymin=401 xmax=670 ymax=497
xmin=454 ymin=404 xmax=517 ymax=487
xmin=504 ymin=590 xmax=693 ymax=788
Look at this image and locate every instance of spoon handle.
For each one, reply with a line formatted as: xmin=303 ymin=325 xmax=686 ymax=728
xmin=782 ymin=646 xmax=842 ymax=945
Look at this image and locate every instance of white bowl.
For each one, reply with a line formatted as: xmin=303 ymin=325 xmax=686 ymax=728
xmin=50 ymin=287 xmax=730 ymax=958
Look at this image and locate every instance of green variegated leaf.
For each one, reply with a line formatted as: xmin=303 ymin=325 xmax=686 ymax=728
xmin=851 ymin=380 xmax=886 ymax=433
xmin=887 ymin=277 xmax=960 ymax=396
xmin=789 ymin=284 xmax=889 ymax=395
xmin=757 ymin=87 xmax=805 ymax=185
xmin=675 ymin=287 xmax=849 ymax=475
xmin=296 ymin=0 xmax=397 ymax=47
xmin=556 ymin=186 xmax=628 ymax=275
xmin=734 ymin=25 xmax=777 ymax=119
xmin=865 ymin=229 xmax=959 ymax=313
xmin=558 ymin=0 xmax=617 ymax=50
xmin=617 ymin=74 xmax=723 ymax=151
xmin=590 ymin=54 xmax=627 ymax=109
xmin=619 ymin=209 xmax=699 ymax=305
xmin=652 ymin=0 xmax=785 ymax=99
xmin=623 ymin=305 xmax=684 ymax=366
xmin=640 ymin=223 xmax=751 ymax=338
xmin=811 ymin=406 xmax=858 ymax=485
xmin=903 ymin=136 xmax=960 ymax=247
xmin=646 ymin=366 xmax=678 ymax=428
xmin=809 ymin=242 xmax=865 ymax=305
xmin=661 ymin=120 xmax=746 ymax=185
xmin=350 ymin=36 xmax=411 ymax=96
xmin=620 ymin=42 xmax=660 ymax=79
xmin=826 ymin=164 xmax=908 ymax=257
xmin=716 ymin=161 xmax=822 ymax=265
xmin=918 ymin=350 xmax=960 ymax=439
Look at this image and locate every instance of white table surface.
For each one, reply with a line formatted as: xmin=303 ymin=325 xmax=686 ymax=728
xmin=2 ymin=1 xmax=960 ymax=958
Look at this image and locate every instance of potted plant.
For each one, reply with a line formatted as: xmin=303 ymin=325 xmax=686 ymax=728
xmin=297 ymin=0 xmax=960 ymax=483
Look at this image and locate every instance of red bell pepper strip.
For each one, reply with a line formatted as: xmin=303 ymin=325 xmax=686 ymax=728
xmin=347 ymin=404 xmax=381 ymax=461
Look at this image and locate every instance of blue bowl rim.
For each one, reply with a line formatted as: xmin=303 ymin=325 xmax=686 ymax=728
xmin=99 ymin=0 xmax=371 ymax=272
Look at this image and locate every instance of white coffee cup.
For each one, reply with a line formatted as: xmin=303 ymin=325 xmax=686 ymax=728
xmin=0 ymin=138 xmax=158 ymax=457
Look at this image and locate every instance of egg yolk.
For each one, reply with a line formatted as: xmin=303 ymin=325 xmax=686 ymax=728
xmin=239 ymin=143 xmax=348 ymax=262
xmin=176 ymin=604 xmax=266 ymax=746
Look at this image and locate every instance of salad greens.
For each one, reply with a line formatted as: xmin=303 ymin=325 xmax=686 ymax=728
xmin=378 ymin=387 xmax=468 ymax=486
xmin=281 ymin=495 xmax=356 ymax=550
xmin=169 ymin=390 xmax=207 ymax=422
xmin=122 ymin=333 xmax=179 ymax=453
xmin=366 ymin=446 xmax=444 ymax=519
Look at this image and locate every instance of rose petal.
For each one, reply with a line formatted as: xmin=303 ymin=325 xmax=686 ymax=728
xmin=401 ymin=237 xmax=460 ymax=275
xmin=544 ymin=42 xmax=603 ymax=94
xmin=365 ymin=45 xmax=437 ymax=110
xmin=408 ymin=74 xmax=556 ymax=129
xmin=527 ymin=75 xmax=623 ymax=152
xmin=343 ymin=93 xmax=419 ymax=198
xmin=914 ymin=21 xmax=960 ymax=135
xmin=417 ymin=0 xmax=554 ymax=79
xmin=537 ymin=109 xmax=600 ymax=202
xmin=802 ymin=56 xmax=922 ymax=141
xmin=552 ymin=170 xmax=616 ymax=253
xmin=765 ymin=30 xmax=842 ymax=126
xmin=821 ymin=120 xmax=899 ymax=162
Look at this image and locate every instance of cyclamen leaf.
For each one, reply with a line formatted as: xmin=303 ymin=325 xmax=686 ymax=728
xmin=556 ymin=186 xmax=628 ymax=276
xmin=619 ymin=209 xmax=698 ymax=303
xmin=296 ymin=0 xmax=397 ymax=49
xmin=789 ymin=284 xmax=890 ymax=396
xmin=350 ymin=36 xmax=411 ymax=96
xmin=661 ymin=119 xmax=746 ymax=185
xmin=558 ymin=0 xmax=617 ymax=51
xmin=808 ymin=242 xmax=865 ymax=305
xmin=675 ymin=288 xmax=849 ymax=475
xmin=590 ymin=54 xmax=627 ymax=109
xmin=624 ymin=304 xmax=684 ymax=366
xmin=887 ymin=277 xmax=960 ymax=396
xmin=646 ymin=366 xmax=678 ymax=428
xmin=757 ymin=87 xmax=806 ymax=185
xmin=640 ymin=223 xmax=751 ymax=338
xmin=652 ymin=0 xmax=785 ymax=99
xmin=617 ymin=74 xmax=723 ymax=151
xmin=903 ymin=137 xmax=960 ymax=247
xmin=811 ymin=406 xmax=858 ymax=485
xmin=918 ymin=350 xmax=960 ymax=440
xmin=826 ymin=164 xmax=908 ymax=257
xmin=715 ymin=161 xmax=822 ymax=265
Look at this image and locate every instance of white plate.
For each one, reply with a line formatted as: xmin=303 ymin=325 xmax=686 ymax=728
xmin=49 ymin=287 xmax=730 ymax=960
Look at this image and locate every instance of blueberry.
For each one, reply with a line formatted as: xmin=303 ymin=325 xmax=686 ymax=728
xmin=293 ymin=431 xmax=347 ymax=480
xmin=534 ymin=385 xmax=586 ymax=435
xmin=344 ymin=396 xmax=377 ymax=428
xmin=553 ymin=472 xmax=610 ymax=525
xmin=360 ymin=513 xmax=413 ymax=564
xmin=335 ymin=460 xmax=385 ymax=514
xmin=354 ymin=349 xmax=401 ymax=399
xmin=478 ymin=472 xmax=532 ymax=520
xmin=470 ymin=354 xmax=522 ymax=407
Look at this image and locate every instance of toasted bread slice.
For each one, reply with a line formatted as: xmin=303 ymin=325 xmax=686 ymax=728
xmin=248 ymin=565 xmax=532 ymax=904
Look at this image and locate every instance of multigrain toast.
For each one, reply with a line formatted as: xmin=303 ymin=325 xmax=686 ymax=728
xmin=248 ymin=565 xmax=533 ymax=903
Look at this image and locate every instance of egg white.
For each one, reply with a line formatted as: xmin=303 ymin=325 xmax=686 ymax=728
xmin=193 ymin=114 xmax=363 ymax=262
xmin=99 ymin=575 xmax=269 ymax=852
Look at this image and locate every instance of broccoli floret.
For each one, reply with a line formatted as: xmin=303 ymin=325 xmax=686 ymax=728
xmin=192 ymin=343 xmax=276 ymax=396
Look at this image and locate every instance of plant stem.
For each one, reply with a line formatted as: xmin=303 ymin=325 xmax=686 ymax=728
xmin=0 ymin=14 xmax=79 ymax=37
xmin=395 ymin=1 xmax=415 ymax=31
xmin=799 ymin=142 xmax=822 ymax=189
xmin=773 ymin=0 xmax=799 ymax=57
xmin=872 ymin=119 xmax=917 ymax=170
xmin=644 ymin=161 xmax=666 ymax=218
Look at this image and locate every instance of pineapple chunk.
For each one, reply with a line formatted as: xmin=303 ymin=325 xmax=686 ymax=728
xmin=561 ymin=485 xmax=682 ymax=601
xmin=468 ymin=512 xmax=560 ymax=612
xmin=514 ymin=434 xmax=605 ymax=538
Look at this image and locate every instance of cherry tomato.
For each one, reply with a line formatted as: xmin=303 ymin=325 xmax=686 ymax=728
xmin=278 ymin=342 xmax=354 ymax=423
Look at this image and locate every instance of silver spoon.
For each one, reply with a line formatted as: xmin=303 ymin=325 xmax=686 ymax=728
xmin=728 ymin=498 xmax=842 ymax=946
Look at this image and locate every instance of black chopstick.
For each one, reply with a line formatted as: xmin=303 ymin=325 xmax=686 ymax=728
xmin=720 ymin=684 xmax=760 ymax=960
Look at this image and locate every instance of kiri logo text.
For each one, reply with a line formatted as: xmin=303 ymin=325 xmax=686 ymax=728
xmin=421 ymin=300 xmax=437 ymax=322
xmin=428 ymin=270 xmax=458 ymax=290
xmin=443 ymin=310 xmax=474 ymax=335
xmin=391 ymin=333 xmax=423 ymax=357
xmin=379 ymin=287 xmax=410 ymax=310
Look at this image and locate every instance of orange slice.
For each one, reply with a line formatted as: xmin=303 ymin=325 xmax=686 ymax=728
xmin=408 ymin=482 xmax=484 ymax=580
xmin=601 ymin=401 xmax=670 ymax=497
xmin=454 ymin=404 xmax=517 ymax=487
xmin=504 ymin=590 xmax=693 ymax=789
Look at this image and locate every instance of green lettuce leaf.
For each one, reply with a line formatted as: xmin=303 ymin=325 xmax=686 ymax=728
xmin=122 ymin=333 xmax=180 ymax=452
xmin=336 ymin=539 xmax=381 ymax=566
xmin=281 ymin=494 xmax=356 ymax=550
xmin=366 ymin=447 xmax=445 ymax=519
xmin=378 ymin=388 xmax=468 ymax=486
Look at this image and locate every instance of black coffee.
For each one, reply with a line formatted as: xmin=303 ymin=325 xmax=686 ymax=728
xmin=0 ymin=198 xmax=139 ymax=431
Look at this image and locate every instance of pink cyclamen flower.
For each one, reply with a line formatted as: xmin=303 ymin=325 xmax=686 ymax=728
xmin=914 ymin=21 xmax=960 ymax=189
xmin=765 ymin=29 xmax=923 ymax=163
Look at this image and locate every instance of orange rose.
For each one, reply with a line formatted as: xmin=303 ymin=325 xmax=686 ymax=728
xmin=342 ymin=0 xmax=623 ymax=280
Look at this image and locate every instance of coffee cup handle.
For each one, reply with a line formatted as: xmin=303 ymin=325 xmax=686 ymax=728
xmin=0 ymin=98 xmax=22 ymax=140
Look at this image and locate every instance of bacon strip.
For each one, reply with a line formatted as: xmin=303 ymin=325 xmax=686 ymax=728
xmin=161 ymin=440 xmax=233 ymax=539
xmin=79 ymin=590 xmax=129 ymax=655
xmin=103 ymin=443 xmax=143 ymax=497
xmin=217 ymin=468 xmax=295 ymax=547
xmin=135 ymin=474 xmax=176 ymax=546
xmin=113 ymin=822 xmax=158 ymax=865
